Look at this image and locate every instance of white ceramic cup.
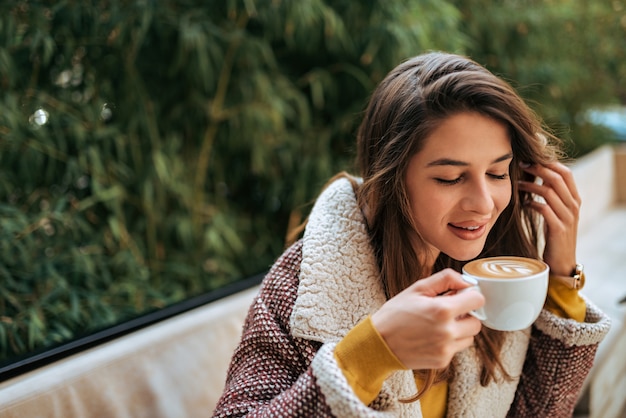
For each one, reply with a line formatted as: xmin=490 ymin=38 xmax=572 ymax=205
xmin=461 ymin=256 xmax=549 ymax=331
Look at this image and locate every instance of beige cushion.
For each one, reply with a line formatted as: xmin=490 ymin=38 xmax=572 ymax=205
xmin=0 ymin=287 xmax=258 ymax=418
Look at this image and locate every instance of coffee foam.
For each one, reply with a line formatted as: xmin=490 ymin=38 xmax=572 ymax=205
xmin=463 ymin=256 xmax=546 ymax=279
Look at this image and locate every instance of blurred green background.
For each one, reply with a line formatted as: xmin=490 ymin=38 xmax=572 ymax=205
xmin=1 ymin=0 xmax=624 ymax=364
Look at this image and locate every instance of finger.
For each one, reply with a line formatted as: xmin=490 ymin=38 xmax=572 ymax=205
xmin=447 ymin=317 xmax=483 ymax=355
xmin=452 ymin=336 xmax=478 ymax=353
xmin=518 ymin=175 xmax=580 ymax=237
xmin=544 ymin=162 xmax=581 ymax=204
xmin=454 ymin=315 xmax=483 ymax=340
xmin=518 ymin=162 xmax=580 ymax=226
xmin=519 ymin=162 xmax=581 ymax=211
xmin=519 ymin=172 xmax=575 ymax=213
xmin=522 ymin=198 xmax=561 ymax=228
xmin=438 ymin=289 xmax=486 ymax=319
xmin=517 ymin=180 xmax=574 ymax=224
xmin=410 ymin=268 xmax=473 ymax=297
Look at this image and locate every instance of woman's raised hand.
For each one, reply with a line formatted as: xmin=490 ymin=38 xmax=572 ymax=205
xmin=370 ymin=269 xmax=484 ymax=370
xmin=517 ymin=162 xmax=581 ymax=276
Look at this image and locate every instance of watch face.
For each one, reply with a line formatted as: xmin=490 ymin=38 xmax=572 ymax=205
xmin=573 ymin=264 xmax=584 ymax=289
xmin=575 ymin=264 xmax=584 ymax=275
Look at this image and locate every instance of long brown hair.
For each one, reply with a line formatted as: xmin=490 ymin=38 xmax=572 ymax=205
xmin=355 ymin=52 xmax=562 ymax=400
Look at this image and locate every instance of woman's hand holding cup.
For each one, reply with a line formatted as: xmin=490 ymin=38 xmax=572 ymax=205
xmin=371 ymin=269 xmax=484 ymax=370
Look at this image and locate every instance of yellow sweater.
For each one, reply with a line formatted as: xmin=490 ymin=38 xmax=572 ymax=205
xmin=333 ymin=275 xmax=587 ymax=418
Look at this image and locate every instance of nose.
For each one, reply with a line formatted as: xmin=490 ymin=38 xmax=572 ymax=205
xmin=461 ymin=179 xmax=495 ymax=215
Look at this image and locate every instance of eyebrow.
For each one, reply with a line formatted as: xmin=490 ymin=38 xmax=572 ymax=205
xmin=426 ymin=152 xmax=513 ymax=167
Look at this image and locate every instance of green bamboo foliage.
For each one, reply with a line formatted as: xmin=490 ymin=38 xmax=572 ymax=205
xmin=453 ymin=0 xmax=626 ymax=155
xmin=0 ymin=0 xmax=464 ymax=362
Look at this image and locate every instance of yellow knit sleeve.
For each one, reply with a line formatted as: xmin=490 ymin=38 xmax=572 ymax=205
xmin=544 ymin=273 xmax=586 ymax=322
xmin=333 ymin=316 xmax=405 ymax=405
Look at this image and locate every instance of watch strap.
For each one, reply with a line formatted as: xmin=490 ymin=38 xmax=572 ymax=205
xmin=551 ymin=263 xmax=585 ymax=290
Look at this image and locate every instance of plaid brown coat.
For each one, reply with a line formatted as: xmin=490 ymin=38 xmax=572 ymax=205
xmin=212 ymin=179 xmax=611 ymax=417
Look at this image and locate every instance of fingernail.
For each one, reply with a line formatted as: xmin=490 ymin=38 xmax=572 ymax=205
xmin=519 ymin=162 xmax=531 ymax=168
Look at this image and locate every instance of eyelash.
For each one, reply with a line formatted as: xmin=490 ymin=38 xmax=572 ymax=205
xmin=435 ymin=173 xmax=509 ymax=185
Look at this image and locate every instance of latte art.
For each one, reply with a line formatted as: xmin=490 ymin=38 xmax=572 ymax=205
xmin=464 ymin=256 xmax=546 ymax=279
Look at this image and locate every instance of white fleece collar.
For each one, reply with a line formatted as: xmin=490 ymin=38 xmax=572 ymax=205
xmin=290 ymin=177 xmax=386 ymax=342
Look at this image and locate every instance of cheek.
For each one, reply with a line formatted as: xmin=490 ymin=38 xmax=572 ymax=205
xmin=496 ymin=184 xmax=513 ymax=212
xmin=411 ymin=192 xmax=451 ymax=226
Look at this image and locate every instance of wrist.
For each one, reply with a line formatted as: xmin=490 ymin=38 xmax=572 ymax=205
xmin=549 ymin=263 xmax=584 ymax=290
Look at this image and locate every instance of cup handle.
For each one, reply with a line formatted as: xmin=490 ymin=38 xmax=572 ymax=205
xmin=459 ymin=275 xmax=487 ymax=321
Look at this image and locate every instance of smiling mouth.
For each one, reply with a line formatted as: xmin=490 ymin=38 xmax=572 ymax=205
xmin=451 ymin=224 xmax=481 ymax=231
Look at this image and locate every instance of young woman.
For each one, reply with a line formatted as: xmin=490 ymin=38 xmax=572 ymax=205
xmin=212 ymin=52 xmax=610 ymax=417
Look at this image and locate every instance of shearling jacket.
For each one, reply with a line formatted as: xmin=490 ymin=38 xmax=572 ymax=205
xmin=212 ymin=178 xmax=611 ymax=417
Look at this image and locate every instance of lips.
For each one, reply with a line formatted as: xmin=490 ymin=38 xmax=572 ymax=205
xmin=450 ymin=221 xmax=487 ymax=230
xmin=448 ymin=221 xmax=489 ymax=240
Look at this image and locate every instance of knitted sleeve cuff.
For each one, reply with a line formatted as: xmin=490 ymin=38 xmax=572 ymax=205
xmin=333 ymin=316 xmax=405 ymax=405
xmin=535 ymin=295 xmax=611 ymax=347
xmin=311 ymin=342 xmax=399 ymax=417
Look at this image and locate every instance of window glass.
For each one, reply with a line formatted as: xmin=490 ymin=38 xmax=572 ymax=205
xmin=1 ymin=0 xmax=621 ymax=372
xmin=0 ymin=1 xmax=373 ymax=368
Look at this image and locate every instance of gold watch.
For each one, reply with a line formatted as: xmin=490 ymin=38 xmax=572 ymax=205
xmin=551 ymin=263 xmax=585 ymax=289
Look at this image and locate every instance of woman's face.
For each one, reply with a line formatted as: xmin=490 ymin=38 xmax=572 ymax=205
xmin=405 ymin=112 xmax=513 ymax=268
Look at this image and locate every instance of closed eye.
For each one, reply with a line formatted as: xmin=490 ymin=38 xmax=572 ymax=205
xmin=435 ymin=173 xmax=508 ymax=185
xmin=489 ymin=173 xmax=509 ymax=180
xmin=435 ymin=177 xmax=462 ymax=185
